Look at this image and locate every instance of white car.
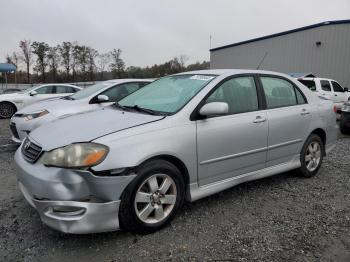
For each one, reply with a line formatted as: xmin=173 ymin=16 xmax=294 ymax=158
xmin=297 ymin=77 xmax=350 ymax=112
xmin=0 ymin=84 xmax=81 ymax=118
xmin=10 ymin=79 xmax=153 ymax=143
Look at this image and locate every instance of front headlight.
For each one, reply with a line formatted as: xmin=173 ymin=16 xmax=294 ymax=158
xmin=42 ymin=143 xmax=109 ymax=168
xmin=24 ymin=110 xmax=49 ymax=121
xmin=341 ymin=103 xmax=350 ymax=112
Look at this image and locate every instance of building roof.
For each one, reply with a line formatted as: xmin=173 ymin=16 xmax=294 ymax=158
xmin=210 ymin=20 xmax=350 ymax=52
xmin=0 ymin=63 xmax=16 ymax=73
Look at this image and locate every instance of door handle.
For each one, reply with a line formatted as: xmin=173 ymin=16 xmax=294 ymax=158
xmin=300 ymin=109 xmax=310 ymax=115
xmin=334 ymin=94 xmax=338 ymax=96
xmin=253 ymin=116 xmax=266 ymax=123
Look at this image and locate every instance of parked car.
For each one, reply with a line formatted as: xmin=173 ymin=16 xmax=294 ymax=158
xmin=15 ymin=69 xmax=337 ymax=234
xmin=340 ymin=101 xmax=350 ymax=134
xmin=0 ymin=84 xmax=81 ymax=118
xmin=0 ymin=88 xmax=21 ymax=94
xmin=297 ymin=77 xmax=350 ymax=112
xmin=10 ymin=79 xmax=153 ymax=143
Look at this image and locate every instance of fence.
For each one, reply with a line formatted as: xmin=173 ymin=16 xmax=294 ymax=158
xmin=0 ymin=81 xmax=100 ymax=91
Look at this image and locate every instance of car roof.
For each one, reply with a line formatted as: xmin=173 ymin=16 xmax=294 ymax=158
xmin=105 ymin=79 xmax=154 ymax=84
xmin=35 ymin=83 xmax=82 ymax=89
xmin=175 ymin=69 xmax=292 ymax=78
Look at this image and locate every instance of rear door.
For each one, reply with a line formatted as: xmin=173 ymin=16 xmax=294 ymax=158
xmin=259 ymin=75 xmax=311 ymax=167
xmin=196 ymin=75 xmax=268 ymax=186
xmin=330 ymin=81 xmax=347 ymax=103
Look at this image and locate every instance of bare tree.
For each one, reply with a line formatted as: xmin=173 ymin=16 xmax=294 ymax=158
xmin=77 ymin=45 xmax=89 ymax=81
xmin=71 ymin=42 xmax=80 ymax=81
xmin=47 ymin=46 xmax=61 ymax=82
xmin=110 ymin=48 xmax=125 ymax=78
xmin=97 ymin=53 xmax=111 ymax=80
xmin=19 ymin=40 xmax=33 ymax=83
xmin=31 ymin=41 xmax=50 ymax=82
xmin=179 ymin=54 xmax=189 ymax=69
xmin=5 ymin=52 xmax=20 ymax=84
xmin=87 ymin=47 xmax=98 ymax=81
xmin=59 ymin=42 xmax=72 ymax=81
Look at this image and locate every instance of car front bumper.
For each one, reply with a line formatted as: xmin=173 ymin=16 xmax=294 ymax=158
xmin=10 ymin=114 xmax=56 ymax=143
xmin=14 ymin=147 xmax=136 ymax=234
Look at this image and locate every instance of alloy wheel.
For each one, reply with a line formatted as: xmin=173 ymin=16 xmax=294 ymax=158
xmin=305 ymin=141 xmax=322 ymax=172
xmin=134 ymin=174 xmax=177 ymax=224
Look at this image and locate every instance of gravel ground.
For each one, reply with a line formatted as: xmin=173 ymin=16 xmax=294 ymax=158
xmin=0 ymin=118 xmax=349 ymax=262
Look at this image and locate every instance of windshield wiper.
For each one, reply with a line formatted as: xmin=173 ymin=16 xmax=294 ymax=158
xmin=115 ymin=103 xmax=163 ymax=115
xmin=62 ymin=96 xmax=75 ymax=100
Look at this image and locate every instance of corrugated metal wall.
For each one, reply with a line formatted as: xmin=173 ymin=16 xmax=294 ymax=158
xmin=210 ymin=24 xmax=350 ymax=87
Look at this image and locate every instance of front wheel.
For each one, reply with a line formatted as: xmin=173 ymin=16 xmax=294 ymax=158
xmin=0 ymin=102 xmax=16 ymax=118
xmin=119 ymin=160 xmax=185 ymax=234
xmin=296 ymin=134 xmax=324 ymax=178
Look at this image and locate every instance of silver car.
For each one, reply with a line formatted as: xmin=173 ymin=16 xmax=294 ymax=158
xmin=0 ymin=84 xmax=81 ymax=118
xmin=10 ymin=79 xmax=153 ymax=143
xmin=14 ymin=70 xmax=337 ymax=234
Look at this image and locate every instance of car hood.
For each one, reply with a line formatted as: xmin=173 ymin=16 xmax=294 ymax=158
xmin=29 ymin=107 xmax=164 ymax=150
xmin=16 ymin=97 xmax=79 ymax=116
xmin=0 ymin=93 xmax=24 ymax=100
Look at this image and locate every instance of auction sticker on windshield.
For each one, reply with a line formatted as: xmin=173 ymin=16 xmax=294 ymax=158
xmin=190 ymin=75 xmax=215 ymax=81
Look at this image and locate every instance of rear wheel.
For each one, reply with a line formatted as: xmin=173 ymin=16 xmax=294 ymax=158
xmin=119 ymin=160 xmax=185 ymax=234
xmin=296 ymin=134 xmax=324 ymax=178
xmin=0 ymin=102 xmax=16 ymax=118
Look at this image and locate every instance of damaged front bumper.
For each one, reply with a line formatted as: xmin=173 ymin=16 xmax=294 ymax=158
xmin=14 ymin=148 xmax=136 ymax=234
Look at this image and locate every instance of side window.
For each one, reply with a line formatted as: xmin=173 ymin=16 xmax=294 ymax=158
xmin=205 ymin=76 xmax=259 ymax=115
xmin=260 ymin=77 xmax=297 ymax=108
xmin=35 ymin=85 xmax=55 ymax=94
xmin=320 ymin=80 xmax=331 ymax=92
xmin=295 ymin=88 xmax=307 ymax=104
xmin=55 ymin=86 xmax=73 ymax=94
xmin=331 ymin=81 xmax=344 ymax=92
xmin=298 ymin=79 xmax=316 ymax=91
xmin=123 ymin=83 xmax=142 ymax=94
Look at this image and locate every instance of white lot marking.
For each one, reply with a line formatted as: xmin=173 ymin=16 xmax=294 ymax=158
xmin=0 ymin=144 xmax=18 ymax=148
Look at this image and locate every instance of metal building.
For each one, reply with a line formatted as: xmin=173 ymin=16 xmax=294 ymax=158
xmin=210 ymin=20 xmax=350 ymax=87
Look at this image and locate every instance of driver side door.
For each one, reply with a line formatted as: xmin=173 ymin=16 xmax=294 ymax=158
xmin=25 ymin=85 xmax=56 ymax=106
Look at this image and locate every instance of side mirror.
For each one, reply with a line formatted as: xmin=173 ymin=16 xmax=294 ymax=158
xmin=97 ymin=95 xmax=109 ymax=103
xmin=29 ymin=91 xmax=37 ymax=96
xmin=344 ymin=87 xmax=348 ymax=92
xmin=199 ymin=102 xmax=229 ymax=117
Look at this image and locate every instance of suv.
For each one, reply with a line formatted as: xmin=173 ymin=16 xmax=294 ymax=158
xmin=297 ymin=77 xmax=349 ymax=112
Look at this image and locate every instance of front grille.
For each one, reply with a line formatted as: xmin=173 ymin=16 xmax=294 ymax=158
xmin=10 ymin=123 xmax=19 ymax=139
xmin=21 ymin=138 xmax=42 ymax=163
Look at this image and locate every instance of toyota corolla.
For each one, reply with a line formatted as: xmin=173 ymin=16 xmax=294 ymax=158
xmin=14 ymin=70 xmax=337 ymax=234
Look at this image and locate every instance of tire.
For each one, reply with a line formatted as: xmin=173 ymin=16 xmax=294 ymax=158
xmin=0 ymin=102 xmax=16 ymax=118
xmin=119 ymin=160 xmax=185 ymax=234
xmin=296 ymin=134 xmax=324 ymax=178
xmin=340 ymin=114 xmax=350 ymax=135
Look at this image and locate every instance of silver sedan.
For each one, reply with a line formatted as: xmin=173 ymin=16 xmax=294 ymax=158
xmin=14 ymin=69 xmax=338 ymax=234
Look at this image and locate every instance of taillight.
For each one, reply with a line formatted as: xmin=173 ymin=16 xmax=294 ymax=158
xmin=333 ymin=105 xmax=337 ymax=113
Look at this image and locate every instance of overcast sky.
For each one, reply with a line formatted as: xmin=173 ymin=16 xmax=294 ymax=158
xmin=1 ymin=0 xmax=349 ymax=68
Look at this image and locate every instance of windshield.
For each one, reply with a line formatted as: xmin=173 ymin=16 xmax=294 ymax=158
xmin=118 ymin=74 xmax=216 ymax=114
xmin=18 ymin=86 xmax=38 ymax=94
xmin=69 ymin=82 xmax=111 ymax=100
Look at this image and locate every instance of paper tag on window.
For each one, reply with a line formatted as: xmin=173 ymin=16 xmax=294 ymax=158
xmin=190 ymin=75 xmax=214 ymax=81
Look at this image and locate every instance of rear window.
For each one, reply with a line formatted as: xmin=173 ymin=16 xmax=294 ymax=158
xmin=298 ymin=79 xmax=316 ymax=91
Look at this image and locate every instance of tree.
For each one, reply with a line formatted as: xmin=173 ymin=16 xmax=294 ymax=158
xmin=59 ymin=42 xmax=72 ymax=81
xmin=110 ymin=48 xmax=125 ymax=78
xmin=19 ymin=40 xmax=33 ymax=83
xmin=71 ymin=42 xmax=80 ymax=81
xmin=5 ymin=52 xmax=20 ymax=84
xmin=97 ymin=53 xmax=111 ymax=80
xmin=77 ymin=45 xmax=89 ymax=81
xmin=31 ymin=41 xmax=50 ymax=81
xmin=87 ymin=47 xmax=98 ymax=81
xmin=47 ymin=46 xmax=61 ymax=82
